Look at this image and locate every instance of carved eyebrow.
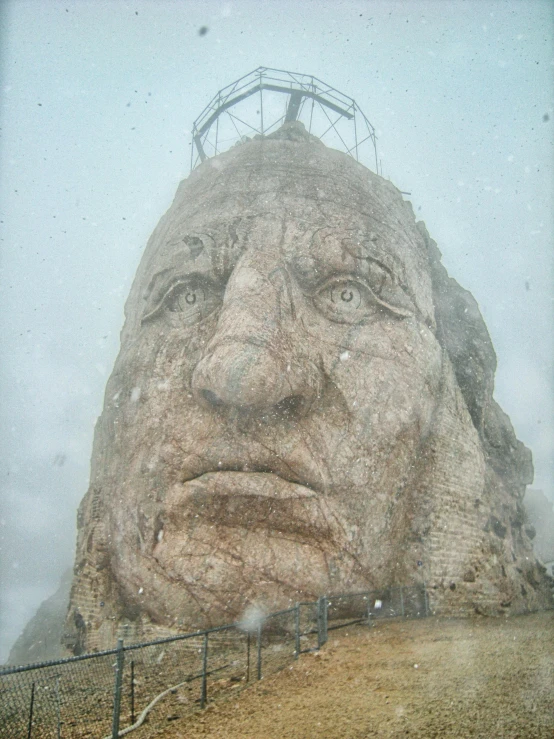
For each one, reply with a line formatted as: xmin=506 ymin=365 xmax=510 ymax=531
xmin=309 ymin=227 xmax=387 ymax=264
xmin=165 ymin=232 xmax=213 ymax=257
xmin=145 ymin=257 xmax=230 ymax=301
xmin=338 ymin=236 xmax=397 ymax=272
xmin=142 ymin=231 xmax=218 ymax=301
xmin=329 ymin=233 xmax=420 ymax=307
xmin=181 ymin=234 xmax=205 ymax=259
xmin=143 ymin=268 xmax=172 ymax=302
xmin=350 ymin=253 xmax=395 ymax=280
xmin=154 ymin=233 xmax=214 ymax=279
xmin=298 ymin=229 xmax=397 ymax=283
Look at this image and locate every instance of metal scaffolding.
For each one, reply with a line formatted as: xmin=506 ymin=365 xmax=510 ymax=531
xmin=190 ymin=67 xmax=379 ymax=173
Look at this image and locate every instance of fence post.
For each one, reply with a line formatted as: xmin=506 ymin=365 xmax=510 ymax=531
xmin=111 ymin=638 xmax=125 ymax=739
xmin=294 ymin=602 xmax=301 ymax=658
xmin=130 ymin=660 xmax=135 ymax=725
xmin=400 ymin=587 xmax=405 ymax=618
xmin=256 ymin=622 xmax=263 ymax=680
xmin=317 ymin=596 xmax=328 ymax=649
xmin=246 ymin=632 xmax=251 ymax=682
xmin=317 ymin=595 xmax=321 ymax=649
xmin=423 ymin=582 xmax=429 ymax=617
xmin=317 ymin=596 xmax=322 ymax=648
xmin=200 ymin=632 xmax=209 ymax=709
xmin=26 ymin=682 xmax=35 ymax=739
xmin=55 ymin=676 xmax=61 ymax=739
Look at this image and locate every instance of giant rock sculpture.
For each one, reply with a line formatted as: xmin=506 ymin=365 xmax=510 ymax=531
xmin=66 ymin=122 xmax=552 ymax=653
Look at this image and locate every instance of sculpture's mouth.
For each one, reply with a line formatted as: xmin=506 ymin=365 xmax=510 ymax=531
xmin=161 ymin=471 xmax=336 ymax=542
xmin=185 ymin=465 xmax=316 ymax=491
xmin=179 ymin=444 xmax=329 ymax=495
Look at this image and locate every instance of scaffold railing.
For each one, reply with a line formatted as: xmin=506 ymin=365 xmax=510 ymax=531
xmin=190 ymin=66 xmax=378 ymax=173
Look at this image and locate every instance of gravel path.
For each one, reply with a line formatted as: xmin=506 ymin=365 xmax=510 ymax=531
xmin=132 ymin=610 xmax=554 ymax=738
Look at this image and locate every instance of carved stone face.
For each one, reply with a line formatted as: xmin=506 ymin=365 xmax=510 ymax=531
xmin=89 ymin=136 xmax=444 ymax=630
xmin=67 ymin=127 xmax=552 ymax=650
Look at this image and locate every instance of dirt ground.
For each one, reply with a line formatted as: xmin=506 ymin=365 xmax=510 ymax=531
xmin=131 ymin=611 xmax=554 ymax=739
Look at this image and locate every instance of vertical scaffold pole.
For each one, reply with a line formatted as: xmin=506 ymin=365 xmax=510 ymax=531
xmin=259 ymin=74 xmax=264 ymax=135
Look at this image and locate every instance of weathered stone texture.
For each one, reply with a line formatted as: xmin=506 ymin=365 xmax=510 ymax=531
xmin=6 ymin=570 xmax=72 ymax=666
xmin=65 ymin=122 xmax=552 ymax=653
xmin=524 ymin=489 xmax=554 ymax=568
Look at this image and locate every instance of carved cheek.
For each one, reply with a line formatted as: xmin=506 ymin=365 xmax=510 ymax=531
xmin=327 ymin=321 xmax=441 ymax=426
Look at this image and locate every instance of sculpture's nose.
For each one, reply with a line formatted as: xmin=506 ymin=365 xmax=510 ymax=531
xmin=191 ymin=264 xmax=323 ymax=417
xmin=193 ymin=340 xmax=321 ymax=414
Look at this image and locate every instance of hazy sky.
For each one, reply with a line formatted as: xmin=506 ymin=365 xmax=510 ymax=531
xmin=0 ymin=0 xmax=552 ymax=662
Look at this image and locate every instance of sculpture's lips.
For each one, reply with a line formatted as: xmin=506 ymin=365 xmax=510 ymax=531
xmin=182 ymin=460 xmax=321 ymax=493
xmin=183 ymin=470 xmax=316 ymax=497
xmin=179 ymin=445 xmax=329 ymax=495
xmin=163 ymin=471 xmax=336 ymax=543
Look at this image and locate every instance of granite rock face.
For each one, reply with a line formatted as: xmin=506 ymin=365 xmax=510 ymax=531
xmin=65 ymin=122 xmax=553 ymax=653
xmin=524 ymin=490 xmax=554 ymax=568
xmin=7 ymin=570 xmax=72 ymax=666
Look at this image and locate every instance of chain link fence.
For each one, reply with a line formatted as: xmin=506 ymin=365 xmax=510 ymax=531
xmin=0 ymin=584 xmax=427 ymax=738
xmin=0 ymin=648 xmax=119 ymax=738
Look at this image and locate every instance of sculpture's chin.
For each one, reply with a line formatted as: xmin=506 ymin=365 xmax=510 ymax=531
xmin=150 ymin=472 xmax=367 ymax=622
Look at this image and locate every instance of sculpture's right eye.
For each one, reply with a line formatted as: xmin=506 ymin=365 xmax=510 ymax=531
xmin=141 ymin=277 xmax=222 ymax=326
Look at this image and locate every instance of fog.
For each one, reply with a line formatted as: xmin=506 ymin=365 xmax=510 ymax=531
xmin=0 ymin=0 xmax=552 ymax=662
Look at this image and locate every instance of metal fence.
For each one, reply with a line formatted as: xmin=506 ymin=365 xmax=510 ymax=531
xmin=0 ymin=584 xmax=427 ymax=738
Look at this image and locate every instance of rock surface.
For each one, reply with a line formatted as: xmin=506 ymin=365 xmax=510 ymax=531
xmin=524 ymin=489 xmax=554 ymax=568
xmin=6 ymin=570 xmax=72 ymax=666
xmin=65 ymin=122 xmax=553 ymax=654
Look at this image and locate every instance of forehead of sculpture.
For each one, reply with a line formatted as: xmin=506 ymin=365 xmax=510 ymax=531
xmin=131 ymin=137 xmax=435 ymax=325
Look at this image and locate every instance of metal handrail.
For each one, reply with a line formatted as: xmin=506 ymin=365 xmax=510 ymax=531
xmin=189 ymin=66 xmax=378 ymax=173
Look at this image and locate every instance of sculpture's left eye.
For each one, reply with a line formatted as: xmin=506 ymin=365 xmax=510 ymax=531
xmin=314 ymin=276 xmax=411 ymax=324
xmin=141 ymin=278 xmax=221 ymax=325
xmin=314 ymin=279 xmax=371 ymax=324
